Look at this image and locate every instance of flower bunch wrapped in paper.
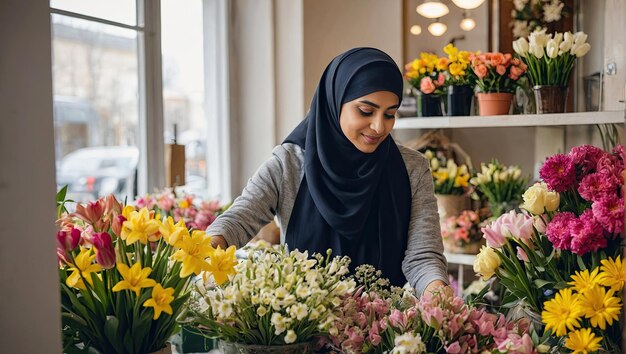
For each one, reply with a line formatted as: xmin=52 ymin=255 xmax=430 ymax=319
xmin=180 ymin=242 xmax=356 ymax=347
xmin=470 ymin=160 xmax=528 ymax=217
xmin=473 ymin=144 xmax=624 ymax=352
xmin=135 ymin=188 xmax=227 ymax=231
xmin=425 ymin=149 xmax=471 ymax=196
xmin=55 ymin=191 xmax=231 ymax=353
xmin=404 ymin=52 xmax=447 ymax=95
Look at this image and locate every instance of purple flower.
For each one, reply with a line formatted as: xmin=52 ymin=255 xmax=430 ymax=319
xmin=545 ymin=212 xmax=577 ymax=250
xmin=578 ymin=171 xmax=620 ymax=202
xmin=540 ymin=154 xmax=576 ymax=192
xmin=570 ymin=210 xmax=606 ymax=255
xmin=592 ymin=194 xmax=625 ymax=235
xmin=569 ymin=145 xmax=606 ymax=174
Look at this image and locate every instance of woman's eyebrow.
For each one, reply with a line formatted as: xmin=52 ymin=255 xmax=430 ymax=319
xmin=358 ymin=100 xmax=400 ymax=110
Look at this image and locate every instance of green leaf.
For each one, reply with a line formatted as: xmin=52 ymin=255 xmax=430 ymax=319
xmin=533 ymin=279 xmax=552 ymax=289
xmin=104 ymin=316 xmax=121 ymax=352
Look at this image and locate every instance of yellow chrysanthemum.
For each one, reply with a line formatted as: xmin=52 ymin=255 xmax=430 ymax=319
xmin=120 ymin=208 xmax=160 ymax=244
xmin=568 ymin=268 xmax=606 ymax=295
xmin=143 ymin=284 xmax=175 ymax=320
xmin=205 ymin=245 xmax=238 ymax=285
xmin=66 ymin=248 xmax=101 ymax=290
xmin=600 ymin=256 xmax=626 ymax=292
xmin=541 ymin=288 xmax=582 ymax=336
xmin=578 ymin=285 xmax=621 ymax=330
xmin=112 ymin=262 xmax=157 ymax=296
xmin=565 ymin=328 xmax=602 ymax=354
xmin=158 ymin=216 xmax=188 ymax=247
xmin=171 ymin=230 xmax=214 ymax=278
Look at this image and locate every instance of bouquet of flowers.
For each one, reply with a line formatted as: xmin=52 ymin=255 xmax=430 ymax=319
xmin=510 ymin=0 xmax=569 ymax=39
xmin=473 ymin=144 xmax=624 ymax=352
xmin=470 ymin=160 xmax=528 ymax=217
xmin=440 ymin=210 xmax=484 ymax=253
xmin=404 ymin=52 xmax=447 ymax=95
xmin=180 ymin=242 xmax=356 ymax=349
xmin=442 ymin=44 xmax=475 ymax=87
xmin=470 ymin=52 xmax=528 ymax=94
xmin=56 ymin=191 xmax=229 ymax=354
xmin=135 ymin=188 xmax=227 ymax=231
xmin=513 ymin=29 xmax=591 ymax=87
xmin=425 ymin=149 xmax=471 ymax=196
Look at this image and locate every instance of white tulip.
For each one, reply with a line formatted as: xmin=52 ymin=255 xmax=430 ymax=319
xmin=553 ymin=32 xmax=563 ymax=47
xmin=530 ymin=44 xmax=544 ymax=59
xmin=546 ymin=39 xmax=558 ymax=58
xmin=513 ymin=37 xmax=529 ymax=57
xmin=573 ymin=31 xmax=588 ymax=45
xmin=573 ymin=42 xmax=591 ymax=57
xmin=559 ymin=33 xmax=573 ymax=56
xmin=529 ymin=28 xmax=548 ymax=48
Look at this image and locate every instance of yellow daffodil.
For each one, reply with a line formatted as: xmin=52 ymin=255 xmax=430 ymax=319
xmin=565 ymin=328 xmax=602 ymax=354
xmin=567 ymin=268 xmax=606 ymax=295
xmin=448 ymin=62 xmax=465 ymax=77
xmin=158 ymin=216 xmax=188 ymax=247
xmin=143 ymin=284 xmax=175 ymax=320
xmin=542 ymin=288 xmax=582 ymax=336
xmin=120 ymin=208 xmax=160 ymax=244
xmin=436 ymin=57 xmax=449 ymax=71
xmin=458 ymin=51 xmax=471 ymax=64
xmin=600 ymin=256 xmax=626 ymax=292
xmin=454 ymin=173 xmax=470 ymax=188
xmin=577 ymin=285 xmax=621 ymax=330
xmin=112 ymin=262 xmax=157 ymax=296
xmin=432 ymin=170 xmax=449 ymax=185
xmin=205 ymin=245 xmax=238 ymax=285
xmin=171 ymin=230 xmax=214 ymax=278
xmin=122 ymin=205 xmax=135 ymax=219
xmin=66 ymin=248 xmax=102 ymax=290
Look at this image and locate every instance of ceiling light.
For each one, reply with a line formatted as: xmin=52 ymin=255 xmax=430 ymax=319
xmin=460 ymin=17 xmax=476 ymax=31
xmin=410 ymin=25 xmax=422 ymax=35
xmin=416 ymin=1 xmax=449 ymax=19
xmin=451 ymin=0 xmax=486 ymax=10
xmin=428 ymin=21 xmax=447 ymax=36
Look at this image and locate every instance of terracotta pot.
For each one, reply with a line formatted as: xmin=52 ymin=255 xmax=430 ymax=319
xmin=533 ymin=85 xmax=568 ymax=114
xmin=476 ymin=92 xmax=513 ymax=116
xmin=218 ymin=340 xmax=310 ymax=354
xmin=435 ymin=194 xmax=471 ymax=222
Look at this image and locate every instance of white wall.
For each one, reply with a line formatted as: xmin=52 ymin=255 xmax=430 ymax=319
xmin=0 ymin=0 xmax=62 ymax=352
xmin=603 ymin=0 xmax=626 ymax=110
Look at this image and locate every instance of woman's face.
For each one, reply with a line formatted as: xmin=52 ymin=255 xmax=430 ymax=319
xmin=339 ymin=90 xmax=399 ymax=153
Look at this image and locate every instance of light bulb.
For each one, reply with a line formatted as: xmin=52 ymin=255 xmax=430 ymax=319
xmin=416 ymin=1 xmax=450 ymax=19
xmin=410 ymin=25 xmax=422 ymax=35
xmin=460 ymin=17 xmax=476 ymax=31
xmin=428 ymin=22 xmax=447 ymax=36
xmin=451 ymin=0 xmax=486 ymax=10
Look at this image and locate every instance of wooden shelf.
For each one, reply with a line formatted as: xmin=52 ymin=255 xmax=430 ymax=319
xmin=394 ymin=111 xmax=623 ymax=130
xmin=444 ymin=252 xmax=476 ymax=266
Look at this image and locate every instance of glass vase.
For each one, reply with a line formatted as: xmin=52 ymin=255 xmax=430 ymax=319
xmin=488 ymin=199 xmax=520 ymax=218
xmin=415 ymin=91 xmax=443 ymax=117
xmin=533 ymin=85 xmax=568 ymax=114
xmin=446 ymin=85 xmax=474 ymax=116
xmin=218 ymin=341 xmax=311 ymax=354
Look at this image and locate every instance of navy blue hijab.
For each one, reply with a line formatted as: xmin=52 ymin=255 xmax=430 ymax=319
xmin=283 ymin=48 xmax=411 ymax=286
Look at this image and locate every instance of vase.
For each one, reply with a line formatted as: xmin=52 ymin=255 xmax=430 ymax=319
xmin=435 ymin=194 xmax=471 ymax=222
xmin=476 ymin=92 xmax=513 ymax=116
xmin=218 ymin=340 xmax=311 ymax=354
xmin=442 ymin=237 xmax=485 ymax=254
xmin=415 ymin=91 xmax=443 ymax=117
xmin=446 ymin=85 xmax=474 ymax=116
xmin=533 ymin=85 xmax=568 ymax=114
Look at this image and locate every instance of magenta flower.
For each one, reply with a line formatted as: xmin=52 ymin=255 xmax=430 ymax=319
xmin=540 ymin=153 xmax=576 ymax=192
xmin=92 ymin=232 xmax=116 ymax=269
xmin=592 ymin=194 xmax=625 ymax=235
xmin=545 ymin=212 xmax=577 ymax=250
xmin=569 ymin=145 xmax=606 ymax=174
xmin=56 ymin=227 xmax=81 ymax=263
xmin=578 ymin=171 xmax=620 ymax=202
xmin=570 ymin=210 xmax=606 ymax=255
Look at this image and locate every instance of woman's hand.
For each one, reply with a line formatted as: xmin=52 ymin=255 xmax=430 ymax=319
xmin=210 ymin=235 xmax=228 ymax=250
xmin=424 ymin=280 xmax=454 ymax=298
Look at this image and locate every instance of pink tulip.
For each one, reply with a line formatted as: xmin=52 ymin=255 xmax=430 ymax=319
xmin=420 ymin=77 xmax=436 ymax=94
xmin=516 ymin=247 xmax=529 ymax=262
xmin=112 ymin=214 xmax=126 ymax=237
xmin=389 ymin=309 xmax=407 ymax=329
xmin=102 ymin=194 xmax=122 ymax=219
xmin=74 ymin=200 xmax=104 ymax=225
xmin=56 ymin=227 xmax=81 ymax=263
xmin=482 ymin=219 xmax=506 ymax=248
xmin=499 ymin=210 xmax=535 ymax=247
xmin=92 ymin=232 xmax=116 ymax=269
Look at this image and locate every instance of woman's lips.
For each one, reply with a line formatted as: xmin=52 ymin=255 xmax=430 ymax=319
xmin=362 ymin=134 xmax=381 ymax=144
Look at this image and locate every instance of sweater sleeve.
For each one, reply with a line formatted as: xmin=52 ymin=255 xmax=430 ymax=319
xmin=206 ymin=147 xmax=284 ymax=248
xmin=402 ymin=155 xmax=449 ymax=296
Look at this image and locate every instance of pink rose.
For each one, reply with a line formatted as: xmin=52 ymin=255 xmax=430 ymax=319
xmin=496 ymin=65 xmax=506 ymax=76
xmin=420 ymin=76 xmax=436 ymax=94
xmin=474 ymin=64 xmax=488 ymax=79
xmin=436 ymin=73 xmax=445 ymax=86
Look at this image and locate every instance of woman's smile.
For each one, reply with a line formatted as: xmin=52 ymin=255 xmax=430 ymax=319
xmin=362 ymin=133 xmax=382 ymax=144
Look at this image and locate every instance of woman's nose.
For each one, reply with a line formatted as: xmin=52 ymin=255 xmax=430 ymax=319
xmin=370 ymin=115 xmax=384 ymax=134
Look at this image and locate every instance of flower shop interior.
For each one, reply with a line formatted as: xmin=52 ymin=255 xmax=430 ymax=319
xmin=3 ymin=0 xmax=626 ymax=353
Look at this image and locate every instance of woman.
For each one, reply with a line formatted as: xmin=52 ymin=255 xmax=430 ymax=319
xmin=208 ymin=47 xmax=448 ymax=295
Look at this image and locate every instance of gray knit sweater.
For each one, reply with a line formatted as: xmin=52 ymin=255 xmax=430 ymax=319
xmin=206 ymin=143 xmax=448 ymax=294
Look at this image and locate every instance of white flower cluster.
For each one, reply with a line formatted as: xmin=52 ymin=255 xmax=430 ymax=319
xmin=470 ymin=162 xmax=522 ymax=186
xmin=194 ymin=242 xmax=355 ymax=345
xmin=510 ymin=0 xmax=565 ymax=38
xmin=513 ymin=29 xmax=590 ymax=60
xmin=391 ymin=333 xmax=426 ymax=354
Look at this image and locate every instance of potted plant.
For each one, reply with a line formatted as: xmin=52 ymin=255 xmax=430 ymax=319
xmin=513 ymin=29 xmax=591 ymax=114
xmin=180 ymin=242 xmax=356 ymax=353
xmin=425 ymin=149 xmax=472 ymax=222
xmin=442 ymin=44 xmax=476 ymax=116
xmin=470 ymin=52 xmax=527 ymax=115
xmin=404 ymin=52 xmax=447 ymax=117
xmin=56 ymin=191 xmax=230 ymax=354
xmin=440 ymin=210 xmax=485 ymax=254
xmin=469 ymin=160 xmax=528 ymax=218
